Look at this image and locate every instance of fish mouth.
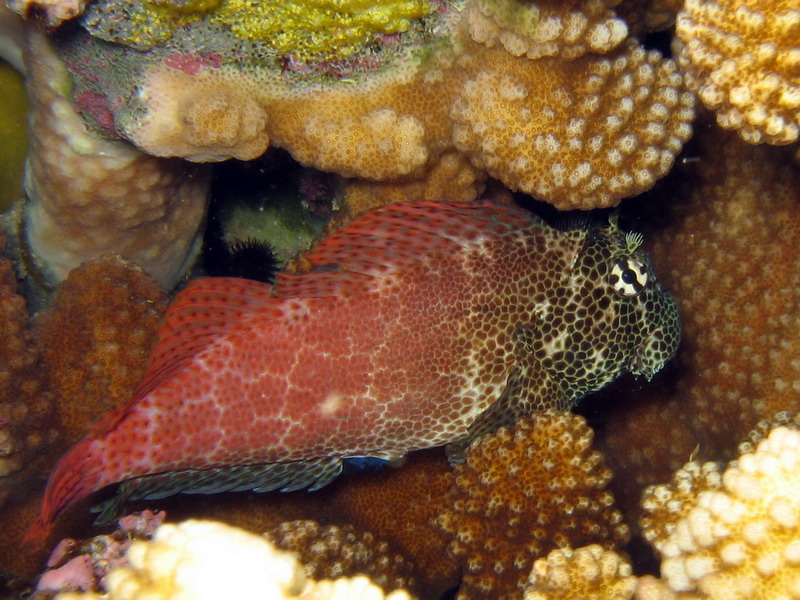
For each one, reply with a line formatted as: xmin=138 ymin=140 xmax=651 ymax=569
xmin=630 ymin=290 xmax=682 ymax=380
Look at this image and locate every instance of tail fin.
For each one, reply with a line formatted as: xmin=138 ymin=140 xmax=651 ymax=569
xmin=24 ymin=438 xmax=104 ymax=550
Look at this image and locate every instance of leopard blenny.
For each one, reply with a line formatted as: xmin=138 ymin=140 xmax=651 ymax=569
xmin=27 ymin=200 xmax=680 ymax=546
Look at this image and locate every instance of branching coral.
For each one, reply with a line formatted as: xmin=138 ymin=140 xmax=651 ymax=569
xmin=38 ymin=0 xmax=694 ymax=211
xmin=466 ymin=0 xmax=628 ymax=60
xmin=437 ymin=410 xmax=629 ymax=600
xmin=524 ymin=545 xmax=636 ymax=600
xmin=52 ymin=519 xmax=416 ymax=600
xmin=451 ymin=38 xmax=694 ymax=209
xmin=640 ymin=461 xmax=723 ymax=554
xmin=643 ymin=426 xmax=800 ymax=599
xmin=676 ymin=0 xmax=800 ymax=145
xmin=33 ymin=255 xmax=167 ymax=447
xmin=21 ymin=24 xmax=210 ymax=290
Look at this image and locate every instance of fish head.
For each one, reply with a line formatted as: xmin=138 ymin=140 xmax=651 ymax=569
xmin=534 ymin=214 xmax=681 ymax=403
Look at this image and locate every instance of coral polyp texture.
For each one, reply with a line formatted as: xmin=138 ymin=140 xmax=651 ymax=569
xmin=0 ymin=236 xmax=56 ymax=508
xmin=83 ymin=0 xmax=432 ymax=61
xmin=466 ymin=0 xmax=628 ymax=59
xmin=451 ymin=39 xmax=695 ymax=210
xmin=22 ymin=25 xmax=210 ymax=290
xmin=40 ymin=0 xmax=695 ymax=210
xmin=643 ymin=427 xmax=800 ymax=600
xmin=676 ymin=0 xmax=800 ymax=145
xmin=52 ymin=519 xmax=416 ymax=600
xmin=587 ymin=121 xmax=800 ymax=525
xmin=523 ymin=545 xmax=636 ymax=600
xmin=33 ymin=255 xmax=167 ymax=447
xmin=437 ymin=410 xmax=629 ymax=600
xmin=265 ymin=520 xmax=419 ymax=596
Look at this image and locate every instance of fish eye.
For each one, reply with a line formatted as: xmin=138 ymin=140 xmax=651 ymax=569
xmin=609 ymin=256 xmax=648 ymax=297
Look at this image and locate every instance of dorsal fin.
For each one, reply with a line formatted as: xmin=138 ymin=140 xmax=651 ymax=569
xmin=90 ymin=277 xmax=273 ymax=436
xmin=274 ymin=201 xmax=537 ymax=299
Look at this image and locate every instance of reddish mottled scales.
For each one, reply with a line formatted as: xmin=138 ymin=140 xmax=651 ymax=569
xmin=27 ymin=200 xmax=680 ymax=548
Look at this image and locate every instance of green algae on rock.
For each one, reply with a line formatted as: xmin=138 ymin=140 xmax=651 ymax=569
xmin=0 ymin=61 xmax=29 ymax=213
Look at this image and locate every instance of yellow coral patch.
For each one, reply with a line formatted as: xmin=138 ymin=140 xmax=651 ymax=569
xmin=217 ymin=0 xmax=432 ymax=61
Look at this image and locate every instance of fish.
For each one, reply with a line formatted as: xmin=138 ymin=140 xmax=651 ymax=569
xmin=26 ymin=200 xmax=680 ymax=547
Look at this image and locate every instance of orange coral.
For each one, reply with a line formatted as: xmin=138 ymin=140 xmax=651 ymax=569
xmin=317 ymin=450 xmax=456 ymax=593
xmin=438 ymin=410 xmax=629 ymax=600
xmin=47 ymin=1 xmax=695 ymax=211
xmin=34 ymin=256 xmax=167 ymax=447
xmin=451 ymin=39 xmax=694 ymax=209
xmin=342 ymin=150 xmax=486 ymax=217
xmin=676 ymin=0 xmax=800 ymax=145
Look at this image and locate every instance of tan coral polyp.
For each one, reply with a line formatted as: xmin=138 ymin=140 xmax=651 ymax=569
xmin=467 ymin=0 xmax=629 ymax=60
xmin=451 ymin=41 xmax=695 ymax=210
xmin=132 ymin=48 xmax=467 ymax=180
xmin=676 ymin=0 xmax=800 ymax=145
xmin=131 ymin=68 xmax=270 ymax=162
xmin=23 ymin=27 xmax=209 ymax=290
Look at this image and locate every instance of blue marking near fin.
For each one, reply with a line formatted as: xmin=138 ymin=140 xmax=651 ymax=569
xmin=343 ymin=456 xmax=390 ymax=473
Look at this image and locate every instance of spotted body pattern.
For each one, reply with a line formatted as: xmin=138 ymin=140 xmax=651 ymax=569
xmin=28 ymin=201 xmax=680 ymax=546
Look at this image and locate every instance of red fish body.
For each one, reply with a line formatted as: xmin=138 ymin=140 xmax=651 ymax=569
xmin=28 ymin=201 xmax=680 ymax=547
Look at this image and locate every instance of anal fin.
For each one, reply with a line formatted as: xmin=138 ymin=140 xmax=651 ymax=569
xmin=91 ymin=457 xmax=344 ymax=524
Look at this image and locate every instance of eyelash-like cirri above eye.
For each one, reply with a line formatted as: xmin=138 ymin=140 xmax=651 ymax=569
xmin=609 ymin=256 xmax=648 ymax=297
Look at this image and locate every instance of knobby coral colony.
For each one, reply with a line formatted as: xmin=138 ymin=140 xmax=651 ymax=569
xmin=31 ymin=0 xmax=695 ymax=210
xmin=1 ymin=0 xmax=800 ymax=598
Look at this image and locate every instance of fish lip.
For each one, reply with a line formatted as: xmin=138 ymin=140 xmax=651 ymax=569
xmin=629 ymin=352 xmax=657 ymax=381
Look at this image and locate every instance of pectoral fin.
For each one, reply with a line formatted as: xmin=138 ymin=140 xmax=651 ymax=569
xmin=446 ymin=327 xmax=569 ymax=462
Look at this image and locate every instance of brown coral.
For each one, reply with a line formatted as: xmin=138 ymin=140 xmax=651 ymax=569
xmin=451 ymin=39 xmax=695 ymax=210
xmin=437 ymin=410 xmax=629 ymax=600
xmin=266 ymin=520 xmax=419 ymax=597
xmin=466 ymin=0 xmax=629 ymax=60
xmin=524 ymin=545 xmax=636 ymax=600
xmin=34 ymin=255 xmax=167 ymax=447
xmin=676 ymin=0 xmax=800 ymax=145
xmin=0 ymin=235 xmax=56 ymax=506
xmin=587 ymin=120 xmax=800 ymax=528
